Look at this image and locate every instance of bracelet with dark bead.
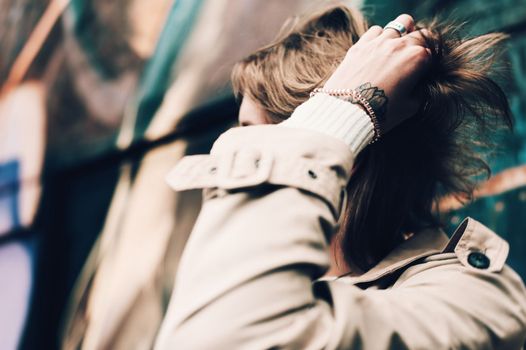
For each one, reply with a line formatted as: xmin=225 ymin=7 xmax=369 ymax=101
xmin=310 ymin=87 xmax=381 ymax=143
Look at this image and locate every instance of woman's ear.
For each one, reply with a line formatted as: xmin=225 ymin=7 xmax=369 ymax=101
xmin=238 ymin=95 xmax=270 ymax=126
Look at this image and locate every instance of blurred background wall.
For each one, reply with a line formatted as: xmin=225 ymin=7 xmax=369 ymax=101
xmin=0 ymin=0 xmax=525 ymax=349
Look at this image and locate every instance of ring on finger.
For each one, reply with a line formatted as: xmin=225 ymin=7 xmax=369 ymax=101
xmin=384 ymin=21 xmax=407 ymax=37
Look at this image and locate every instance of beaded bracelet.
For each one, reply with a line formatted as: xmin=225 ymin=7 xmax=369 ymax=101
xmin=310 ymin=87 xmax=381 ymax=143
xmin=350 ymin=90 xmax=381 ymax=143
xmin=310 ymin=87 xmax=354 ymax=98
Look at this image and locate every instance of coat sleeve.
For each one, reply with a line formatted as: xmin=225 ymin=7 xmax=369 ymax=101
xmin=154 ymin=124 xmax=526 ymax=350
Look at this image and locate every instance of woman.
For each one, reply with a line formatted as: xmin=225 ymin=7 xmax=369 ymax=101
xmin=155 ymin=4 xmax=526 ymax=349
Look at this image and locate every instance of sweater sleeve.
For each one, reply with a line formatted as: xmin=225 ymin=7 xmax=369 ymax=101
xmin=279 ymin=94 xmax=374 ymax=156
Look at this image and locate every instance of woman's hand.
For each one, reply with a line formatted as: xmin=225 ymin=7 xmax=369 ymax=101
xmin=323 ymin=14 xmax=431 ymax=134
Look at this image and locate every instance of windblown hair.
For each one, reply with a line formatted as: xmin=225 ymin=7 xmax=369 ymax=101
xmin=231 ymin=4 xmax=512 ymax=272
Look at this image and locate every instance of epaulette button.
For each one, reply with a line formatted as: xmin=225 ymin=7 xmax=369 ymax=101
xmin=467 ymin=251 xmax=490 ymax=269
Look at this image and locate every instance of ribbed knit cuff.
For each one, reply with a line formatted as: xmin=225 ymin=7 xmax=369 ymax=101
xmin=279 ymin=94 xmax=374 ymax=157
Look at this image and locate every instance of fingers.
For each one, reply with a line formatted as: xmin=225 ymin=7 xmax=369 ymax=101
xmin=360 ymin=25 xmax=383 ymax=42
xmin=403 ymin=29 xmax=432 ymax=57
xmin=381 ymin=14 xmax=415 ymax=39
xmin=403 ymin=29 xmax=430 ymax=46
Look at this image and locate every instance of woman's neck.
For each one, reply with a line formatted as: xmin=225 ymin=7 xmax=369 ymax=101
xmin=325 ymin=236 xmax=355 ymax=277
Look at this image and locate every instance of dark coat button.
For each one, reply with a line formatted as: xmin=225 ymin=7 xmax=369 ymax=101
xmin=467 ymin=251 xmax=490 ymax=269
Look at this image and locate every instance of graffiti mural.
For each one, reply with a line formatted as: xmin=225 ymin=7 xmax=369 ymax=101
xmin=1 ymin=0 xmax=525 ymax=348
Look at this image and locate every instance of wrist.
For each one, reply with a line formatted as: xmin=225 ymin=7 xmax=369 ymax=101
xmin=279 ymin=94 xmax=374 ymax=157
xmin=310 ymin=87 xmax=382 ymax=143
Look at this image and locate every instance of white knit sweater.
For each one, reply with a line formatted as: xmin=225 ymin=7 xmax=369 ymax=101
xmin=279 ymin=93 xmax=374 ymax=157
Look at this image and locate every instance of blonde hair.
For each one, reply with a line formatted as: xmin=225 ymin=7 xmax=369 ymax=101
xmin=231 ymin=4 xmax=512 ymax=271
xmin=232 ymin=5 xmax=367 ymax=123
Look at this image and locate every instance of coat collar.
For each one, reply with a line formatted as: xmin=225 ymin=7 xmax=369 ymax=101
xmin=318 ymin=223 xmax=452 ymax=286
xmin=318 ymin=217 xmax=508 ymax=287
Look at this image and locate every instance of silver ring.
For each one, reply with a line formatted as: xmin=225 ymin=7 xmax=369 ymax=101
xmin=384 ymin=21 xmax=407 ymax=36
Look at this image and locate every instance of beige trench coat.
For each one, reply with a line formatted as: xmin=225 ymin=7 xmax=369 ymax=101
xmin=155 ymin=125 xmax=526 ymax=349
